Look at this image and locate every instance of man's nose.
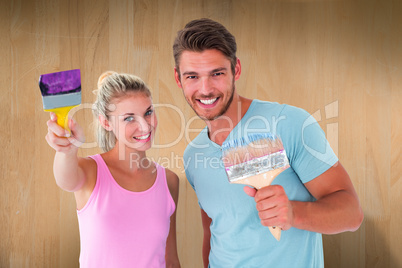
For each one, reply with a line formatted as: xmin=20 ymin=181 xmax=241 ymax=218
xmin=199 ymin=77 xmax=213 ymax=95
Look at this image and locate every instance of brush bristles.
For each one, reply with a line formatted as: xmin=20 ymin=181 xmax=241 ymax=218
xmin=222 ymin=133 xmax=285 ymax=167
xmin=224 ymin=150 xmax=290 ymax=182
xmin=39 ymin=69 xmax=81 ymax=96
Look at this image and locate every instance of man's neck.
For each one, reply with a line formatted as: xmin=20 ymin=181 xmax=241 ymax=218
xmin=206 ymin=95 xmax=253 ymax=146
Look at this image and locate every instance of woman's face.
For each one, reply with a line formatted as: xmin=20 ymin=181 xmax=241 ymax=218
xmin=106 ymin=92 xmax=157 ymax=152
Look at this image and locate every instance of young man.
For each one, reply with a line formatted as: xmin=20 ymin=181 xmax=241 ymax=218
xmin=173 ymin=18 xmax=363 ymax=267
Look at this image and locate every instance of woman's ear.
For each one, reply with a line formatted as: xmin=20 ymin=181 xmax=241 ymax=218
xmin=99 ymin=114 xmax=113 ymax=131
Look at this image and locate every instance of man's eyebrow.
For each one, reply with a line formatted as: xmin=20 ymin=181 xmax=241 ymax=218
xmin=182 ymin=68 xmax=227 ymax=76
xmin=210 ymin=67 xmax=227 ymax=74
xmin=182 ymin=71 xmax=198 ymax=76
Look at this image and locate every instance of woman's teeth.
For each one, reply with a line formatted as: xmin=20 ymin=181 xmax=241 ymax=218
xmin=199 ymin=98 xmax=217 ymax=105
xmin=134 ymin=133 xmax=150 ymax=140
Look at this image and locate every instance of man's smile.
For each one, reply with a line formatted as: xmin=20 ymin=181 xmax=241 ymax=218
xmin=198 ymin=97 xmax=219 ymax=105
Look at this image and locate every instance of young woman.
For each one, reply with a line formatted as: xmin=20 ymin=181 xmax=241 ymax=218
xmin=46 ymin=71 xmax=180 ymax=268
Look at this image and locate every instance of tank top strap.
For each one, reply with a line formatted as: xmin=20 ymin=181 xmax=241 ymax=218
xmin=77 ymin=154 xmax=106 ymax=214
xmin=87 ymin=154 xmax=113 ymax=188
xmin=154 ymin=163 xmax=176 ymax=214
xmin=154 ymin=162 xmax=164 ymax=181
xmin=88 ymin=154 xmax=103 ymax=167
xmin=88 ymin=154 xmax=109 ymax=178
xmin=154 ymin=163 xmax=169 ymax=190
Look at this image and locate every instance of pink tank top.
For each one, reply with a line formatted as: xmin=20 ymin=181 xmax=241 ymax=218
xmin=77 ymin=154 xmax=175 ymax=268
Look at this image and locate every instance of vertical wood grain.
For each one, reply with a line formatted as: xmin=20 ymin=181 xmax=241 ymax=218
xmin=1 ymin=1 xmax=401 ymax=267
xmin=0 ymin=0 xmax=11 ymax=265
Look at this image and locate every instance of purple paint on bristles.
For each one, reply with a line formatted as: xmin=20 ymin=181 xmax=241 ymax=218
xmin=39 ymin=69 xmax=81 ymax=96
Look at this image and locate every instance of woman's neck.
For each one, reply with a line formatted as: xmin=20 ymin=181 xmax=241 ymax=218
xmin=104 ymin=143 xmax=149 ymax=173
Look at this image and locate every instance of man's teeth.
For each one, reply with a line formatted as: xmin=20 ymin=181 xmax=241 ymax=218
xmin=199 ymin=98 xmax=217 ymax=105
xmin=134 ymin=133 xmax=150 ymax=140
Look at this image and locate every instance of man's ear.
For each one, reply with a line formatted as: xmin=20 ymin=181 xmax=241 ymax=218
xmin=174 ymin=67 xmax=182 ymax=88
xmin=234 ymin=58 xmax=241 ymax=81
xmin=99 ymin=114 xmax=113 ymax=131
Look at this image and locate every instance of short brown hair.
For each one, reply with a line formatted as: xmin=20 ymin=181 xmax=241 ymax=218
xmin=173 ymin=18 xmax=237 ymax=76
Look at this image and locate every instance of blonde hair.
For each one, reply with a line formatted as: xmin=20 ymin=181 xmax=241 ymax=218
xmin=92 ymin=71 xmax=152 ymax=152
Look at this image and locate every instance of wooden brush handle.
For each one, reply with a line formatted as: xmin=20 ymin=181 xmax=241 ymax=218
xmin=268 ymin=226 xmax=281 ymax=241
xmin=231 ymin=169 xmax=284 ymax=241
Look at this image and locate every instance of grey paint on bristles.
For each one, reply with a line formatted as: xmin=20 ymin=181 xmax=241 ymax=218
xmin=41 ymin=92 xmax=81 ymax=110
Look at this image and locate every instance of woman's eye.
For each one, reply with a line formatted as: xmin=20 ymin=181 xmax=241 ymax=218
xmin=124 ymin=116 xmax=135 ymax=122
xmin=145 ymin=109 xmax=154 ymax=116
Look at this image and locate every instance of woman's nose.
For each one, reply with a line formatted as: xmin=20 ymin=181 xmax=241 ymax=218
xmin=137 ymin=117 xmax=151 ymax=132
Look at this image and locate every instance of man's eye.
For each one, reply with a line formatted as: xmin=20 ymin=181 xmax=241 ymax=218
xmin=213 ymin=72 xmax=224 ymax=76
xmin=186 ymin=75 xmax=197 ymax=79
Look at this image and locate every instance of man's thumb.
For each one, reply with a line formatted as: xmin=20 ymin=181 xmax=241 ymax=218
xmin=243 ymin=186 xmax=257 ymax=197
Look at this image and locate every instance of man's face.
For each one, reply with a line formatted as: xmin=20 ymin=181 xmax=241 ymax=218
xmin=174 ymin=49 xmax=241 ymax=121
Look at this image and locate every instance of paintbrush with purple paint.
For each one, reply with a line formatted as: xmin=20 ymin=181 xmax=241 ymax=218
xmin=39 ymin=69 xmax=81 ymax=133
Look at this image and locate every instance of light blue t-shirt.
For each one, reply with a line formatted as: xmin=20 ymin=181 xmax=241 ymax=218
xmin=183 ymin=99 xmax=338 ymax=268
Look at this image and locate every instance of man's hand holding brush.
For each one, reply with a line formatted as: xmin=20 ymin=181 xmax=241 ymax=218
xmin=245 ymin=162 xmax=363 ymax=235
xmin=244 ymin=185 xmax=294 ymax=231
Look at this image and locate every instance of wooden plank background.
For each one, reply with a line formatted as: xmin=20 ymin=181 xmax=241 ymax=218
xmin=1 ymin=0 xmax=401 ymax=267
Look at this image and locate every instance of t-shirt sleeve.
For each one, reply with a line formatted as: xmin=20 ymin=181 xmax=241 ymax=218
xmin=183 ymin=147 xmax=204 ymax=209
xmin=278 ymin=105 xmax=339 ymax=183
